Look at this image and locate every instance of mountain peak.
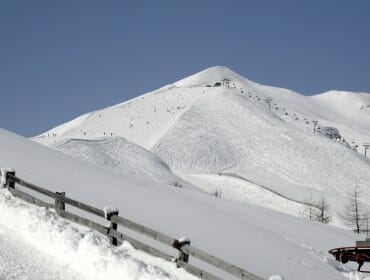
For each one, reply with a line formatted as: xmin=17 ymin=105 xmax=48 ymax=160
xmin=174 ymin=65 xmax=250 ymax=88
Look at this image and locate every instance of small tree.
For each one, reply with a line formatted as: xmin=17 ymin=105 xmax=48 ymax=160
xmin=315 ymin=197 xmax=331 ymax=224
xmin=339 ymin=185 xmax=366 ymax=233
xmin=302 ymin=193 xmax=317 ymax=221
xmin=212 ymin=189 xmax=222 ymax=198
xmin=363 ymin=212 xmax=370 ymax=237
xmin=302 ymin=194 xmax=331 ymax=224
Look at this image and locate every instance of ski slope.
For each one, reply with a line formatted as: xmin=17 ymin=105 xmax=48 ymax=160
xmin=1 ymin=128 xmax=369 ymax=279
xmin=42 ymin=136 xmax=193 ymax=189
xmin=35 ymin=66 xmax=370 ymax=221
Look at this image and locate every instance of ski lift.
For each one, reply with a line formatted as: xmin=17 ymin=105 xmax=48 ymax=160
xmin=329 ymin=239 xmax=370 ymax=272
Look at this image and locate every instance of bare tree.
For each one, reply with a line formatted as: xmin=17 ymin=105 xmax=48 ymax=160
xmin=339 ymin=185 xmax=366 ymax=233
xmin=302 ymin=194 xmax=331 ymax=224
xmin=363 ymin=212 xmax=370 ymax=237
xmin=302 ymin=193 xmax=317 ymax=221
xmin=212 ymin=189 xmax=222 ymax=198
xmin=315 ymin=197 xmax=331 ymax=224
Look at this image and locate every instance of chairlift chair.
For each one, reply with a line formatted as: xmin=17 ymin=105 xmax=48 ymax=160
xmin=329 ymin=239 xmax=370 ymax=273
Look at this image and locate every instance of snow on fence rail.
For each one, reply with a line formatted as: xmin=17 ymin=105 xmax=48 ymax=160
xmin=0 ymin=169 xmax=264 ymax=280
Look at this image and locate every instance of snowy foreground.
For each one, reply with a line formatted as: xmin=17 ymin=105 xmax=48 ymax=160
xmin=0 ymin=189 xmax=196 ymax=280
xmin=0 ymin=128 xmax=370 ymax=279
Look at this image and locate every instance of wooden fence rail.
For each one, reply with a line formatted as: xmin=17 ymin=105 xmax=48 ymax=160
xmin=1 ymin=170 xmax=264 ymax=280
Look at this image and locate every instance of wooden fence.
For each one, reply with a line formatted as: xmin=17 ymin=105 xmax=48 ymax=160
xmin=0 ymin=170 xmax=264 ymax=280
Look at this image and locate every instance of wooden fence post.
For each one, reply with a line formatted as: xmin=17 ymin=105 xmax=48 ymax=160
xmin=55 ymin=191 xmax=65 ymax=215
xmin=105 ymin=206 xmax=119 ymax=246
xmin=1 ymin=169 xmax=16 ymax=189
xmin=6 ymin=170 xmax=16 ymax=189
xmin=174 ymin=237 xmax=191 ymax=267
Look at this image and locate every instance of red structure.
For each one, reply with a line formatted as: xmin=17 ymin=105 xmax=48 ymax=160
xmin=329 ymin=240 xmax=370 ymax=272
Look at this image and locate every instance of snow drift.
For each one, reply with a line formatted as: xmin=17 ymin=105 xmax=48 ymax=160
xmin=0 ymin=188 xmax=196 ymax=280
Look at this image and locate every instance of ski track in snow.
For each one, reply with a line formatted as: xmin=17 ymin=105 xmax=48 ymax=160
xmin=49 ymin=137 xmax=193 ymax=189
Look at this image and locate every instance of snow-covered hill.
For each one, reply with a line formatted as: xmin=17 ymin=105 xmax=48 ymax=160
xmin=0 ymin=128 xmax=367 ymax=279
xmin=43 ymin=137 xmax=194 ymax=189
xmin=35 ymin=66 xmax=370 ymax=221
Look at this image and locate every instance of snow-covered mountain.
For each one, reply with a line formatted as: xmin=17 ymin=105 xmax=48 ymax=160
xmin=43 ymin=137 xmax=194 ymax=189
xmin=35 ymin=66 xmax=370 ymax=221
xmin=0 ymin=128 xmax=366 ymax=280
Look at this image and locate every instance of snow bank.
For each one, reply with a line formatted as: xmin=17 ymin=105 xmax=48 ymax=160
xmin=268 ymin=276 xmax=285 ymax=280
xmin=0 ymin=189 xmax=196 ymax=280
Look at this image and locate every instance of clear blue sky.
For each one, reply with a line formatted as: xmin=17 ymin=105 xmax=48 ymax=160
xmin=1 ymin=1 xmax=369 ymax=137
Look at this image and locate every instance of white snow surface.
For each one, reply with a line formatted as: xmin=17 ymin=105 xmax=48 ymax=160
xmin=1 ymin=128 xmax=370 ymax=279
xmin=38 ymin=136 xmax=193 ymax=189
xmin=0 ymin=188 xmax=196 ymax=280
xmin=34 ymin=66 xmax=370 ymax=221
xmin=0 ymin=223 xmax=85 ymax=280
xmin=268 ymin=276 xmax=285 ymax=280
xmin=104 ymin=205 xmax=119 ymax=219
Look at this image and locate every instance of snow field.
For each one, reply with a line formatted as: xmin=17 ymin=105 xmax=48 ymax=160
xmin=3 ymin=64 xmax=370 ymax=279
xmin=0 ymin=188 xmax=197 ymax=280
xmin=1 ymin=128 xmax=370 ymax=279
xmin=39 ymin=85 xmax=206 ymax=150
xmin=180 ymin=173 xmax=307 ymax=217
xmin=46 ymin=137 xmax=194 ymax=189
xmin=34 ymin=66 xmax=370 ymax=223
xmin=0 ymin=225 xmax=85 ymax=280
xmin=152 ymin=86 xmax=370 ymax=218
